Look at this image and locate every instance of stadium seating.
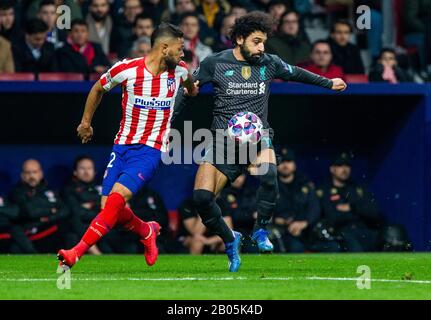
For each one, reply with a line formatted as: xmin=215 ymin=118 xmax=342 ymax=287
xmin=38 ymin=73 xmax=85 ymax=81
xmin=345 ymin=74 xmax=369 ymax=83
xmin=89 ymin=73 xmax=102 ymax=81
xmin=0 ymin=73 xmax=35 ymax=81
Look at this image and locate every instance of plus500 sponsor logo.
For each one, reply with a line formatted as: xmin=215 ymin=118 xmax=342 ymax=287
xmin=134 ymin=98 xmax=172 ymax=110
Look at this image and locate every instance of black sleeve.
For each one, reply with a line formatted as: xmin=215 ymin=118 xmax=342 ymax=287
xmin=62 ymin=187 xmax=97 ymax=222
xmin=273 ymin=55 xmax=333 ymax=89
xmin=318 ymin=190 xmax=354 ymax=227
xmin=10 ymin=191 xmax=50 ymax=220
xmin=352 ymin=188 xmax=381 ymax=224
xmin=46 ymin=194 xmax=70 ymax=223
xmin=192 ymin=55 xmax=215 ymax=86
xmin=0 ymin=203 xmax=19 ymax=220
xmin=91 ymin=43 xmax=110 ymax=69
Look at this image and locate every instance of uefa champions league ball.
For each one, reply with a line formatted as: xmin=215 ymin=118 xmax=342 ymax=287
xmin=227 ymin=111 xmax=263 ymax=144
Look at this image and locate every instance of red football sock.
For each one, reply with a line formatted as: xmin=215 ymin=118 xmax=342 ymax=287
xmin=75 ymin=192 xmax=126 ymax=257
xmin=117 ymin=206 xmax=151 ymax=239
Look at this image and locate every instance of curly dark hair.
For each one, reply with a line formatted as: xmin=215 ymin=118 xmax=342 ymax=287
xmin=229 ymin=11 xmax=275 ymax=46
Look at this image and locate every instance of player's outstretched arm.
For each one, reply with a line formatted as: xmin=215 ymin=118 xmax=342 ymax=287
xmin=77 ymin=80 xmax=105 ymax=144
xmin=274 ymin=57 xmax=347 ymax=91
xmin=289 ymin=66 xmax=347 ymax=91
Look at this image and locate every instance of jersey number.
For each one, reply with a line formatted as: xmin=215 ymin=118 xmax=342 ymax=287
xmin=107 ymin=152 xmax=116 ymax=168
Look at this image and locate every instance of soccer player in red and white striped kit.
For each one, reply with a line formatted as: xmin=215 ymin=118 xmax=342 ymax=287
xmin=57 ymin=23 xmax=198 ymax=269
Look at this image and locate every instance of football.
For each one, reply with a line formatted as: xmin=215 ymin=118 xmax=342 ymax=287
xmin=227 ymin=111 xmax=263 ymax=144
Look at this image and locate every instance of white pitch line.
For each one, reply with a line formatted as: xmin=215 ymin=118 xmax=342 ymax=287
xmin=1 ymin=276 xmax=431 ymax=284
xmin=305 ymin=276 xmax=431 ymax=285
xmin=0 ymin=277 xmax=247 ymax=282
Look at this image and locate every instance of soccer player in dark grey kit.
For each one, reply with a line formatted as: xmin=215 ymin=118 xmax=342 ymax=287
xmin=184 ymin=12 xmax=346 ymax=272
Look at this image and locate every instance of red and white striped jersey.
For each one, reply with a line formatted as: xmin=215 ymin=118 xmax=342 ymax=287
xmin=100 ymin=57 xmax=189 ymax=152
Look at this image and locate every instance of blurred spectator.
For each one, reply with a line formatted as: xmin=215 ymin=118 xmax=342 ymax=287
xmin=162 ymin=0 xmax=197 ymax=25
xmin=182 ymin=49 xmax=194 ymax=70
xmin=27 ymin=0 xmax=83 ymax=22
xmin=133 ymin=13 xmax=155 ymax=38
xmin=273 ymin=148 xmax=341 ymax=253
xmin=62 ymin=156 xmax=105 ymax=255
xmin=196 ymin=0 xmax=230 ymax=48
xmin=117 ymin=13 xmax=154 ymax=58
xmin=86 ymin=0 xmax=113 ymax=55
xmin=0 ymin=194 xmax=34 ymax=253
xmin=235 ymin=0 xmax=272 ymax=12
xmin=328 ymin=19 xmax=365 ymax=74
xmin=273 ymin=148 xmax=323 ymax=253
xmin=230 ymin=4 xmax=247 ymax=17
xmin=324 ymin=0 xmax=354 ymax=23
xmin=212 ymin=13 xmax=235 ymax=52
xmin=179 ymin=197 xmax=232 ymax=254
xmin=9 ymin=159 xmax=72 ymax=253
xmin=266 ymin=10 xmax=310 ymax=65
xmin=0 ymin=35 xmax=14 ymax=72
xmin=0 ymin=0 xmax=22 ymax=43
xmin=355 ymin=0 xmax=383 ymax=60
xmin=369 ymin=48 xmax=411 ymax=83
xmin=218 ymin=174 xmax=258 ymax=253
xmin=129 ymin=36 xmax=151 ymax=58
xmin=180 ymin=12 xmax=213 ymax=69
xmin=197 ymin=0 xmax=229 ymax=31
xmin=292 ymin=0 xmax=312 ymax=15
xmin=300 ymin=40 xmax=344 ymax=79
xmin=57 ymin=19 xmax=110 ymax=75
xmin=238 ymin=0 xmax=312 ymax=13
xmin=12 ymin=18 xmax=58 ymax=73
xmin=129 ymin=186 xmax=170 ymax=253
xmin=37 ymin=0 xmax=67 ymax=49
xmin=316 ymin=152 xmax=382 ymax=252
xmin=142 ymin=0 xmax=164 ymax=25
xmin=267 ymin=0 xmax=288 ymax=29
xmin=110 ymin=0 xmax=143 ymax=54
xmin=404 ymin=0 xmax=431 ymax=75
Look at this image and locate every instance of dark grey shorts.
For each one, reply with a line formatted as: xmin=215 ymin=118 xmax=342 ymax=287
xmin=201 ymin=130 xmax=274 ymax=182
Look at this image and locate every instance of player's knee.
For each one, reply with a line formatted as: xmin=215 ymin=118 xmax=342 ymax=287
xmin=110 ymin=183 xmax=133 ymax=201
xmin=193 ymin=189 xmax=215 ymax=212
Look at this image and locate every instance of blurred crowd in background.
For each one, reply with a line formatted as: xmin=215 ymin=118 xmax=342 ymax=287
xmin=0 ymin=0 xmax=421 ymax=254
xmin=0 ymin=149 xmax=412 ymax=255
xmin=0 ymin=0 xmax=431 ymax=83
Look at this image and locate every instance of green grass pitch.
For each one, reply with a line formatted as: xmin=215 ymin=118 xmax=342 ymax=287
xmin=0 ymin=253 xmax=430 ymax=299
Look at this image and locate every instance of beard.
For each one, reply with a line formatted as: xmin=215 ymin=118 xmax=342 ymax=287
xmin=279 ymin=171 xmax=293 ymax=179
xmin=91 ymin=11 xmax=107 ymax=22
xmin=240 ymin=43 xmax=262 ymax=65
xmin=164 ymin=55 xmax=178 ymax=70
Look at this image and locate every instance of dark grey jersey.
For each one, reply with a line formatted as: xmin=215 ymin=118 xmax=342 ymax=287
xmin=192 ymin=49 xmax=333 ymax=131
